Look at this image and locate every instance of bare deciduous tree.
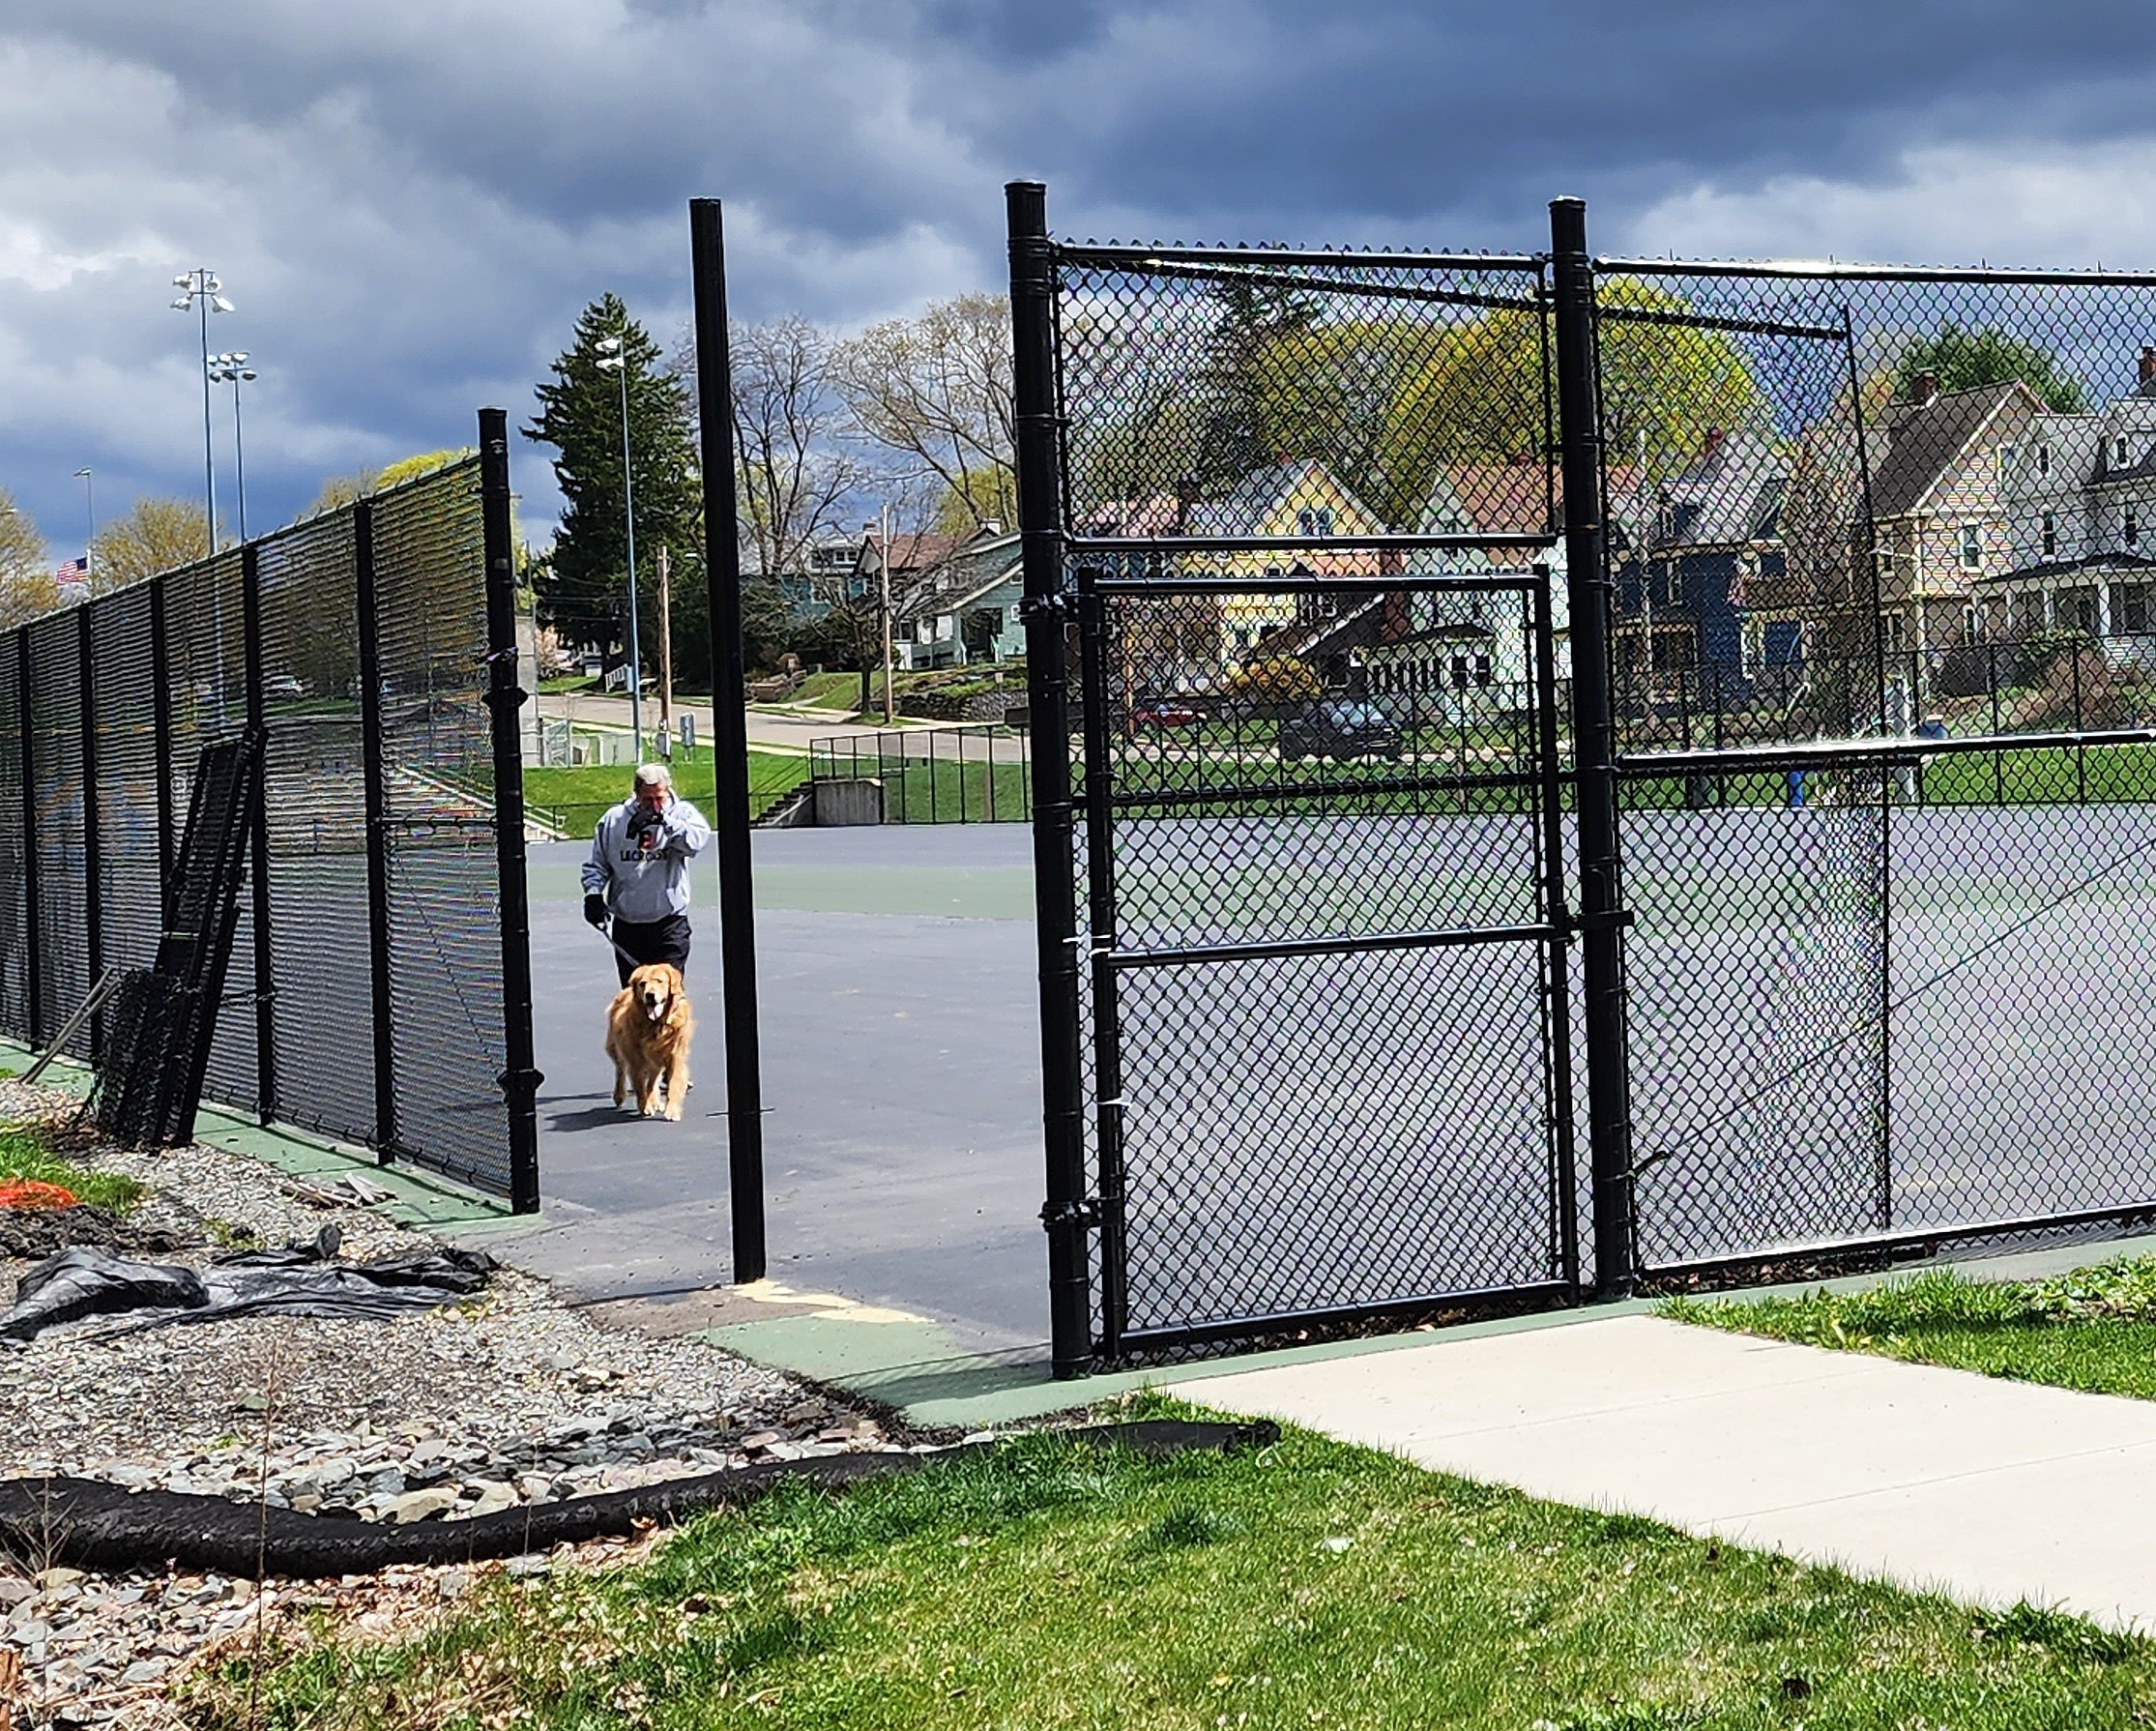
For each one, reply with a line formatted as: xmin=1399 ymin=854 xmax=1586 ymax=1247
xmin=729 ymin=315 xmax=874 ymax=578
xmin=834 ymin=293 xmax=1016 ymax=534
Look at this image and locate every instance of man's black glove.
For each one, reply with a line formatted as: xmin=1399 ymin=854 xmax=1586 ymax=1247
xmin=584 ymin=894 xmax=608 ymax=929
xmin=626 ymin=805 xmax=662 ymax=838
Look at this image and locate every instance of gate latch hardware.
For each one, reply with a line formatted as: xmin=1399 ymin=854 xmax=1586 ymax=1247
xmin=1018 ymin=592 xmax=1072 ymax=624
xmin=1040 ymin=1195 xmax=1103 ymax=1230
xmin=1568 ymin=909 xmax=1635 ymax=934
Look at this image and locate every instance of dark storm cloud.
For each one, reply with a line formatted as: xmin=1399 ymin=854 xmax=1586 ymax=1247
xmin=2 ymin=0 xmax=2153 ymax=547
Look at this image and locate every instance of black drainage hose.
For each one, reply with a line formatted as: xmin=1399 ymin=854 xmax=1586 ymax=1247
xmin=0 ymin=1419 xmax=1279 ymax=1579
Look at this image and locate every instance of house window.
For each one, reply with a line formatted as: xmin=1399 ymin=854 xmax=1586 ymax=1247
xmin=2112 ymin=583 xmax=2150 ymax=635
xmin=1958 ymin=522 xmax=1982 ymax=571
xmin=2118 ymin=437 xmax=2133 ymax=467
xmin=1874 ymin=547 xmax=1895 ymax=581
xmin=2042 ymin=512 xmax=2058 ymax=557
xmin=2038 ymin=444 xmax=2053 ymax=476
xmin=1448 ymin=655 xmax=1470 ymax=690
xmin=1294 ymin=508 xmax=1334 ymax=538
xmin=2128 ymin=505 xmax=2141 ymax=548
xmin=1474 ymin=655 xmax=1494 ymax=688
xmin=1963 ymin=605 xmax=1982 ymax=644
xmin=1996 ymin=444 xmax=2019 ymax=483
xmin=1879 ymin=611 xmax=1908 ymax=654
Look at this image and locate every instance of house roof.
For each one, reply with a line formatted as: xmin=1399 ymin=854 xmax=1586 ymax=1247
xmin=1979 ymin=549 xmax=2156 ymax=586
xmin=1183 ymin=457 xmax=1387 ymax=538
xmin=894 ymin=529 xmax=1021 ymax=621
xmin=864 ymin=531 xmax=962 ymax=574
xmin=1607 ymin=428 xmax=1785 ymax=552
xmin=1870 ymin=382 xmax=2038 ymax=518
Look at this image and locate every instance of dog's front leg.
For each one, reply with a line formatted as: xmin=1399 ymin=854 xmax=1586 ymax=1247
xmin=662 ymin=1051 xmax=689 ymax=1122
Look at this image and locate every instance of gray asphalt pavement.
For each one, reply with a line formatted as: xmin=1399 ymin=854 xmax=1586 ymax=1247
xmin=495 ymin=801 xmax=2156 ymax=1356
xmin=511 ymin=828 xmax=1051 ymax=1354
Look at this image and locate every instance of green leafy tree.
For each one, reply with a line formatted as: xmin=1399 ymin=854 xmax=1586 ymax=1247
xmin=307 ymin=448 xmax=471 ymax=516
xmin=0 ymin=487 xmax=56 ymax=628
xmin=88 ymin=497 xmax=213 ymax=590
xmin=1377 ymin=280 xmax=1763 ymax=525
xmin=1893 ymin=322 xmax=2086 ymax=413
xmin=524 ymin=295 xmax=699 ymax=670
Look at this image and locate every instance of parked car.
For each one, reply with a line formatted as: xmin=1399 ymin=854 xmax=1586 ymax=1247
xmin=1277 ymin=699 xmax=1403 ymax=762
xmin=1131 ymin=699 xmax=1205 ymax=730
xmin=263 ymin=674 xmax=306 ymax=700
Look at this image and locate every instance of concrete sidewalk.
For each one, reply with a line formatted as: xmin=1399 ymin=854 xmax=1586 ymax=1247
xmin=1170 ymin=1313 xmax=2156 ymax=1631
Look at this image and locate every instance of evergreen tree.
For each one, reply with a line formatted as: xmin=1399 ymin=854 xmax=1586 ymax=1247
xmin=1192 ymin=279 xmax=1319 ymax=490
xmin=523 ymin=296 xmax=699 ymax=668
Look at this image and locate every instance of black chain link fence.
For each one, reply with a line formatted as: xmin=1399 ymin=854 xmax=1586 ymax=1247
xmin=1027 ymin=234 xmax=1576 ymax=1360
xmin=0 ymin=451 xmax=538 ymax=1208
xmin=1607 ymin=261 xmax=2156 ymax=1280
xmin=1013 ymin=184 xmax=2156 ymax=1369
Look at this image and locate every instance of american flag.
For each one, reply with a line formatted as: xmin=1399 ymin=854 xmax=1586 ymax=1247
xmin=55 ymin=557 xmax=88 ymax=605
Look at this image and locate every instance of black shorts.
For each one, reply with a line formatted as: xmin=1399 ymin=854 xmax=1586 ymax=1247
xmin=611 ymin=913 xmax=691 ymax=987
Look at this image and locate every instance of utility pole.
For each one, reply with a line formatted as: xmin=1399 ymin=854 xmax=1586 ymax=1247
xmin=880 ymin=504 xmax=896 ymax=726
xmin=657 ymin=542 xmax=675 ymax=759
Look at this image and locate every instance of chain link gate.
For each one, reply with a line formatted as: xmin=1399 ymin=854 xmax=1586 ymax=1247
xmin=1008 ymin=185 xmax=1582 ymax=1368
xmin=1593 ymin=255 xmax=2156 ymax=1282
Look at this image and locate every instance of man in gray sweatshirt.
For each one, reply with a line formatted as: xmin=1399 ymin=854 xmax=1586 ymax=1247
xmin=581 ymin=764 xmax=714 ymax=986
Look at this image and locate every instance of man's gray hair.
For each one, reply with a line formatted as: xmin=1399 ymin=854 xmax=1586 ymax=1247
xmin=633 ymin=763 xmax=674 ymax=791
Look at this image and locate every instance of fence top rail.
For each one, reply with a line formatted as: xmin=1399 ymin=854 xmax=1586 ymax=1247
xmin=1054 ymin=241 xmax=1546 ymax=274
xmin=1597 ymin=255 xmax=2156 ymax=289
xmin=1067 ymin=533 xmax=1558 ymax=557
xmin=1079 ymin=571 xmax=1548 ymax=597
xmin=1619 ymin=725 xmax=2156 ymax=774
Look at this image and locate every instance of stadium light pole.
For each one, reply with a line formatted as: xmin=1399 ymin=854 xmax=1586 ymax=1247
xmin=74 ymin=468 xmax=94 ymax=583
xmin=171 ymin=269 xmax=233 ymax=554
xmin=595 ymin=335 xmax=645 ymax=753
xmin=209 ymin=353 xmax=258 ymax=543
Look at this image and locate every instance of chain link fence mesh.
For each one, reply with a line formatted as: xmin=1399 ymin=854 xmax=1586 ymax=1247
xmin=0 ymin=457 xmax=527 ymax=1203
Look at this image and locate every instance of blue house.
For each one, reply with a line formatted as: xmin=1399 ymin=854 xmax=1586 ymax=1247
xmin=1610 ymin=426 xmax=1788 ymax=698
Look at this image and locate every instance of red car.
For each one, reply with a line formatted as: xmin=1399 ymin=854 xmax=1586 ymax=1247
xmin=1131 ymin=700 xmax=1204 ymax=730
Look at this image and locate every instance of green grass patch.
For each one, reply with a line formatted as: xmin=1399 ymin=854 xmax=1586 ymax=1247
xmin=1662 ymin=1259 xmax=2156 ymax=1399
xmin=523 ymin=753 xmax=810 ymax=833
xmin=193 ymin=1402 xmax=2156 ymax=1730
xmin=0 ymin=1122 xmax=144 ymax=1212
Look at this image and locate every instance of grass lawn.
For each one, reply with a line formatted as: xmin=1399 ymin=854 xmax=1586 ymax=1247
xmin=0 ymin=1122 xmax=144 ymax=1212
xmin=523 ymin=755 xmax=810 ymax=829
xmin=193 ymin=1402 xmax=2155 ymax=1730
xmin=1662 ymin=1259 xmax=2156 ymax=1402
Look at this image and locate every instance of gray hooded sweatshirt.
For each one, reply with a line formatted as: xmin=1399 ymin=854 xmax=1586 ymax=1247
xmin=580 ymin=795 xmax=712 ymax=924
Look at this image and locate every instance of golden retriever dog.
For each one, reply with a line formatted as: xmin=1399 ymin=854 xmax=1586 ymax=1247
xmin=604 ymin=962 xmax=693 ymax=1121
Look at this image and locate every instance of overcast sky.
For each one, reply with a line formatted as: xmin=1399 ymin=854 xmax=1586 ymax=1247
xmin=7 ymin=0 xmax=2156 ymax=553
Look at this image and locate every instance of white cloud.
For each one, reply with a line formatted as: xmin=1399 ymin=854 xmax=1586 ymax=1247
xmin=1622 ymin=137 xmax=2156 ymax=270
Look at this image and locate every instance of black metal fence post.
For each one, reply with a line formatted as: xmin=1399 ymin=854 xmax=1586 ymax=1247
xmin=478 ymin=409 xmax=543 ymax=1215
xmin=689 ymin=198 xmax=769 ymax=1282
xmin=17 ymin=633 xmax=40 ymax=1049
xmin=1550 ymin=196 xmax=1637 ymax=1298
xmin=150 ymin=577 xmax=175 ymax=909
xmin=77 ymin=607 xmax=102 ymax=1060
xmin=353 ymin=501 xmax=401 ymax=1163
xmin=1008 ymin=179 xmax=1093 ymax=1377
xmin=241 ymin=542 xmax=277 ymax=1125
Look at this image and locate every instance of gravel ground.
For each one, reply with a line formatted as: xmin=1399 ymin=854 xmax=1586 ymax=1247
xmin=0 ymin=1082 xmax=907 ymax=1728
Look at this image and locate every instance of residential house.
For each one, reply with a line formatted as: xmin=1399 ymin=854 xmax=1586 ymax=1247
xmin=1361 ymin=461 xmax=1570 ymax=719
xmin=1986 ymin=347 xmax=2156 ymax=648
xmin=891 ymin=526 xmax=1022 ymax=669
xmin=1610 ymin=425 xmax=1787 ymax=689
xmin=1862 ymin=374 xmax=2045 ymax=659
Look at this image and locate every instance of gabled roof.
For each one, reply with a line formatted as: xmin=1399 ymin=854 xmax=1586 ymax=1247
xmin=862 ymin=531 xmax=963 ymax=575
xmin=1871 ymin=381 xmax=2041 ymax=518
xmin=1183 ymin=457 xmax=1387 ymax=538
xmin=895 ymin=529 xmax=1021 ymax=621
xmin=1609 ymin=428 xmax=1785 ymax=551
